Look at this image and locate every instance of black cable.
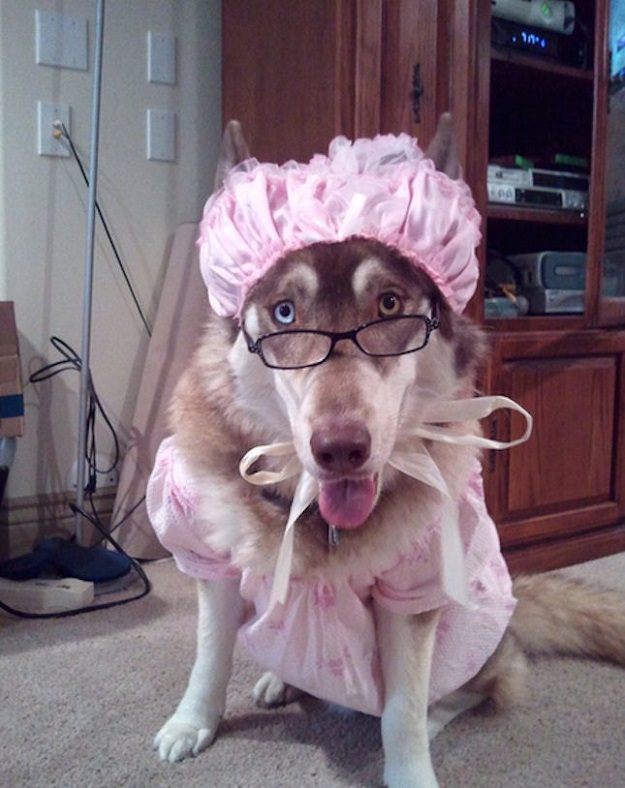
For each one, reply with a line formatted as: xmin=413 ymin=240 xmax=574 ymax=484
xmin=58 ymin=122 xmax=152 ymax=338
xmin=107 ymin=493 xmax=146 ymax=535
xmin=29 ymin=336 xmax=82 ymax=380
xmin=29 ymin=336 xmax=120 ymax=486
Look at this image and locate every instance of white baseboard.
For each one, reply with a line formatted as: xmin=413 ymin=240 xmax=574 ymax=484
xmin=0 ymin=487 xmax=116 ymax=561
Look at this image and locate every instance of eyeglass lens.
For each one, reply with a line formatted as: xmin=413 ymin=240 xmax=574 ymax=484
xmin=260 ymin=316 xmax=429 ymax=368
xmin=356 ymin=316 xmax=428 ymax=355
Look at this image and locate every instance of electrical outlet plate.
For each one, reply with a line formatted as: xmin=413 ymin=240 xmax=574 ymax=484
xmin=37 ymin=102 xmax=71 ymax=157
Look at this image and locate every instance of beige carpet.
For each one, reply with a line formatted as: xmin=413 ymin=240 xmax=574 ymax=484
xmin=2 ymin=552 xmax=625 ymax=788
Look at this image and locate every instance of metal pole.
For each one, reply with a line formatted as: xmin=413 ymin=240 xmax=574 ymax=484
xmin=75 ymin=0 xmax=105 ymax=543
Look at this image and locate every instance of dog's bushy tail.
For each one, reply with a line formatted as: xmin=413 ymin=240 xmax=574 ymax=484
xmin=510 ymin=573 xmax=625 ymax=664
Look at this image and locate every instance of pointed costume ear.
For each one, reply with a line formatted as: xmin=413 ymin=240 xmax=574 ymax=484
xmin=213 ymin=120 xmax=251 ymax=191
xmin=424 ymin=113 xmax=460 ymax=180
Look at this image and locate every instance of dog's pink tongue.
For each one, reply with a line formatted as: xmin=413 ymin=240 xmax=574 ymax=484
xmin=318 ymin=477 xmax=377 ymax=529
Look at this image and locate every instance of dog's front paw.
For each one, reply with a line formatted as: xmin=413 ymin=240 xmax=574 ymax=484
xmin=154 ymin=714 xmax=219 ymax=763
xmin=253 ymin=671 xmax=304 ymax=708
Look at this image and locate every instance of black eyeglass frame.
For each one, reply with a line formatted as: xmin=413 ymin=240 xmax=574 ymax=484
xmin=243 ymin=311 xmax=440 ymax=370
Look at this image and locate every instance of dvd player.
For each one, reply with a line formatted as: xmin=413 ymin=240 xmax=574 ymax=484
xmin=487 ymin=164 xmax=588 ymax=211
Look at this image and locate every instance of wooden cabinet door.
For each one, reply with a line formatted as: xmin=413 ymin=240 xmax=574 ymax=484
xmin=222 ymin=0 xmax=355 ymax=163
xmin=222 ymin=0 xmax=383 ymax=164
xmin=379 ymin=0 xmax=450 ymax=144
xmin=484 ymin=332 xmax=625 ymax=570
xmin=222 ymin=1 xmax=448 ymax=164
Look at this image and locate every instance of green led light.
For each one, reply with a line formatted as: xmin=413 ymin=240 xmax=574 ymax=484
xmin=541 ymin=2 xmax=553 ymax=19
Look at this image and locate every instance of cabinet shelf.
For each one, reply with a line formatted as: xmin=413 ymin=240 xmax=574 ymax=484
xmin=487 ymin=203 xmax=588 ymax=225
xmin=485 ymin=315 xmax=586 ymax=332
xmin=491 ymin=48 xmax=594 ymax=82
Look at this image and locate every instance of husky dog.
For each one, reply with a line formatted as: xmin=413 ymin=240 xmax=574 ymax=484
xmin=147 ymin=117 xmax=625 ymax=787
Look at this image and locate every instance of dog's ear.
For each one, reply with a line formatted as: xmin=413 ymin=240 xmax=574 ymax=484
xmin=424 ymin=113 xmax=460 ymax=180
xmin=451 ymin=314 xmax=488 ymax=391
xmin=213 ymin=120 xmax=251 ymax=191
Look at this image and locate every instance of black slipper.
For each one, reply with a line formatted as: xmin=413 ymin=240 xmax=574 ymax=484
xmin=44 ymin=537 xmax=132 ymax=582
xmin=0 ymin=537 xmax=131 ymax=583
xmin=0 ymin=539 xmax=58 ymax=580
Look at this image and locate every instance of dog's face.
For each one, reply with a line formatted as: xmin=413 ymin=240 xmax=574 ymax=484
xmin=236 ymin=236 xmax=483 ymax=531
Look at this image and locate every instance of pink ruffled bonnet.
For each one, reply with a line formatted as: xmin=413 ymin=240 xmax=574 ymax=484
xmin=198 ymin=133 xmax=481 ymax=318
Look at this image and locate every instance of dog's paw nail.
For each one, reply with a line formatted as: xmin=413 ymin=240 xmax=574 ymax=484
xmin=153 ymin=719 xmax=217 ymax=763
xmin=253 ymin=671 xmax=302 ymax=708
xmin=253 ymin=672 xmax=286 ymax=707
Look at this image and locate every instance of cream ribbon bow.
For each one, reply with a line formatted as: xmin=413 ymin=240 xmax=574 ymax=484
xmin=239 ymin=395 xmax=532 ymax=610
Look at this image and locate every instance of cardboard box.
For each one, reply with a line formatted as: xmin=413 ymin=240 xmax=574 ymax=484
xmin=0 ymin=303 xmax=24 ymax=438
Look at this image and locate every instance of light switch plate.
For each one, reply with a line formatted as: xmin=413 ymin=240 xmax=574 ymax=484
xmin=147 ymin=109 xmax=176 ymax=162
xmin=147 ymin=31 xmax=176 ymax=85
xmin=35 ymin=9 xmax=88 ymax=71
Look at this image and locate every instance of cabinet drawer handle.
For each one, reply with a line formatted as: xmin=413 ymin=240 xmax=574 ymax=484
xmin=411 ymin=63 xmax=424 ymax=123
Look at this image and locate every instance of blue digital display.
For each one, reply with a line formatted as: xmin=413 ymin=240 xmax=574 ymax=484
xmin=518 ymin=30 xmax=548 ymax=49
xmin=491 ymin=18 xmax=559 ymax=61
xmin=512 ymin=28 xmax=549 ymax=50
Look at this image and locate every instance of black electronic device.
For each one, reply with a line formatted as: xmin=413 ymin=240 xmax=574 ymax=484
xmin=492 ymin=17 xmax=560 ymax=58
xmin=491 ymin=17 xmax=588 ymax=68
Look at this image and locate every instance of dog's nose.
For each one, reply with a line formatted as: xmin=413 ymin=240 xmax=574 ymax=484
xmin=310 ymin=423 xmax=371 ymax=473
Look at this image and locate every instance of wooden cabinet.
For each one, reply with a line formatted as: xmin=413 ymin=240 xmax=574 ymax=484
xmin=473 ymin=0 xmax=625 ymax=569
xmin=483 ymin=331 xmax=625 ymax=571
xmin=222 ymin=0 xmax=625 ymax=571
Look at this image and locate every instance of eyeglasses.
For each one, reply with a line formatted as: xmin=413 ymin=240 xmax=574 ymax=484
xmin=243 ymin=313 xmax=439 ymax=370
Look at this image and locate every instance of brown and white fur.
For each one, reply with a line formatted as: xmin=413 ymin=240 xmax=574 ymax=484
xmin=153 ymin=118 xmax=625 ymax=786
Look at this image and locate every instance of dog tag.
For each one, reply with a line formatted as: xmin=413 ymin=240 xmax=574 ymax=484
xmin=328 ymin=524 xmax=340 ymax=549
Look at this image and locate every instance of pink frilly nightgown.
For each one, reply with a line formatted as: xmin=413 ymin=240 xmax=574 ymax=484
xmin=147 ymin=435 xmax=516 ymax=717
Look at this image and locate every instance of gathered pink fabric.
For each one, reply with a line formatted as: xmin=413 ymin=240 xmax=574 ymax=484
xmin=198 ymin=134 xmax=481 ymax=317
xmin=147 ymin=437 xmax=516 ymax=716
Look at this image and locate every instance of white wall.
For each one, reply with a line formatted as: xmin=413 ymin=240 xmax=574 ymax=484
xmin=0 ymin=0 xmax=221 ymax=500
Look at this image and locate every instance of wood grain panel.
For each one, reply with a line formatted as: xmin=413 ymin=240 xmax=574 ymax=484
xmin=503 ymin=355 xmax=616 ymax=513
xmin=504 ymin=521 xmax=625 ymax=575
xmin=222 ymin=0 xmax=358 ymax=163
xmin=354 ymin=0 xmax=382 ymax=138
xmin=380 ymin=0 xmax=444 ymax=142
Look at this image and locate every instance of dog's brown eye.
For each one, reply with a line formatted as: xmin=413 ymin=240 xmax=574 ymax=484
xmin=378 ymin=293 xmax=402 ymax=317
xmin=273 ymin=300 xmax=296 ymax=325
